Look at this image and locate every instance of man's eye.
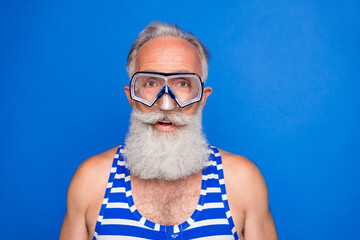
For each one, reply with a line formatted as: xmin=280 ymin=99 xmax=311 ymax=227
xmin=145 ymin=81 xmax=157 ymax=87
xmin=178 ymin=81 xmax=190 ymax=87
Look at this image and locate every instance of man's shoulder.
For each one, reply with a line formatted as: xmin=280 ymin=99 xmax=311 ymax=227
xmin=76 ymin=146 xmax=118 ymax=177
xmin=67 ymin=146 xmax=119 ymax=210
xmin=217 ymin=148 xmax=268 ymax=202
xmin=218 ymin=148 xmax=259 ymax=178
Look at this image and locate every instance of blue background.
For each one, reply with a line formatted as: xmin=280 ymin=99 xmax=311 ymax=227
xmin=1 ymin=1 xmax=359 ymax=239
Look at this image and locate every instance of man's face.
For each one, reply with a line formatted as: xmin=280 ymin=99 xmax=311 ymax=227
xmin=124 ymin=37 xmax=212 ymax=180
xmin=125 ymin=36 xmax=212 ymax=132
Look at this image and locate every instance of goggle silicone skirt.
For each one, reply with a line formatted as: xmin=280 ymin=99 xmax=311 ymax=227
xmin=130 ymin=72 xmax=204 ymax=108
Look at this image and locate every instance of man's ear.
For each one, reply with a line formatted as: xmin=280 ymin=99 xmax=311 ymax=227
xmin=124 ymin=86 xmax=134 ymax=108
xmin=201 ymin=86 xmax=212 ymax=107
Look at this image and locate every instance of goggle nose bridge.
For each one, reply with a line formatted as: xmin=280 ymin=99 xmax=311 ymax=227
xmin=154 ymin=85 xmax=177 ymax=103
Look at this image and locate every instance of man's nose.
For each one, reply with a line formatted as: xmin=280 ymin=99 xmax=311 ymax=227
xmin=158 ymin=93 xmax=176 ymax=111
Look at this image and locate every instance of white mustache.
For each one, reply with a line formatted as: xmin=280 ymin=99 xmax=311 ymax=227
xmin=131 ymin=110 xmax=192 ymax=126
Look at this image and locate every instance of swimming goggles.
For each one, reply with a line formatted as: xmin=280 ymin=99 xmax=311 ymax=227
xmin=129 ymin=72 xmax=204 ymax=108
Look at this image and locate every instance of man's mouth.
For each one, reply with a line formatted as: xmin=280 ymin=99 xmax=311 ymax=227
xmin=157 ymin=120 xmax=173 ymax=126
xmin=155 ymin=119 xmax=177 ymax=132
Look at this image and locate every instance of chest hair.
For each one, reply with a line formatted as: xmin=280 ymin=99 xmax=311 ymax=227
xmin=131 ymin=172 xmax=202 ymax=226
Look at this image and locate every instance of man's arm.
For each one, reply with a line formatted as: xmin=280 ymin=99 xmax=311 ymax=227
xmin=59 ymin=159 xmax=92 ymax=240
xmin=242 ymin=160 xmax=277 ymax=239
xmin=221 ymin=150 xmax=277 ymax=240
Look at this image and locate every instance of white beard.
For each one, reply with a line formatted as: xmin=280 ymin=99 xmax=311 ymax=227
xmin=123 ymin=105 xmax=209 ymax=180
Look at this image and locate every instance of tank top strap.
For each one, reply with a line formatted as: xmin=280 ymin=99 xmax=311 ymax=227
xmin=207 ymin=145 xmax=239 ymax=240
xmin=93 ymin=145 xmax=129 ymax=238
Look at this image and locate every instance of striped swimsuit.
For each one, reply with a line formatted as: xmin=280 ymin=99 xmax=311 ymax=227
xmin=93 ymin=145 xmax=239 ymax=240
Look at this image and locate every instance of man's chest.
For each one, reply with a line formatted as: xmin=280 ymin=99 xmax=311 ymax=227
xmin=131 ymin=173 xmax=202 ymax=226
xmin=85 ymin=172 xmax=202 ymax=238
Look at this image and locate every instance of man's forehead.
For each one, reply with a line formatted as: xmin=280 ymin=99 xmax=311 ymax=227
xmin=136 ymin=66 xmax=196 ymax=74
xmin=135 ymin=36 xmax=202 ymax=76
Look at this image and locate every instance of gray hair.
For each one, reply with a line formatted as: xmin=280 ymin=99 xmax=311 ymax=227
xmin=126 ymin=22 xmax=210 ymax=82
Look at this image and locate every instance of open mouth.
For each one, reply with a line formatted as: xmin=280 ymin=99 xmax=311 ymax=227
xmin=157 ymin=120 xmax=174 ymax=126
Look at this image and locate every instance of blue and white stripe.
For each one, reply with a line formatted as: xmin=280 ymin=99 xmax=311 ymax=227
xmin=93 ymin=145 xmax=238 ymax=240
